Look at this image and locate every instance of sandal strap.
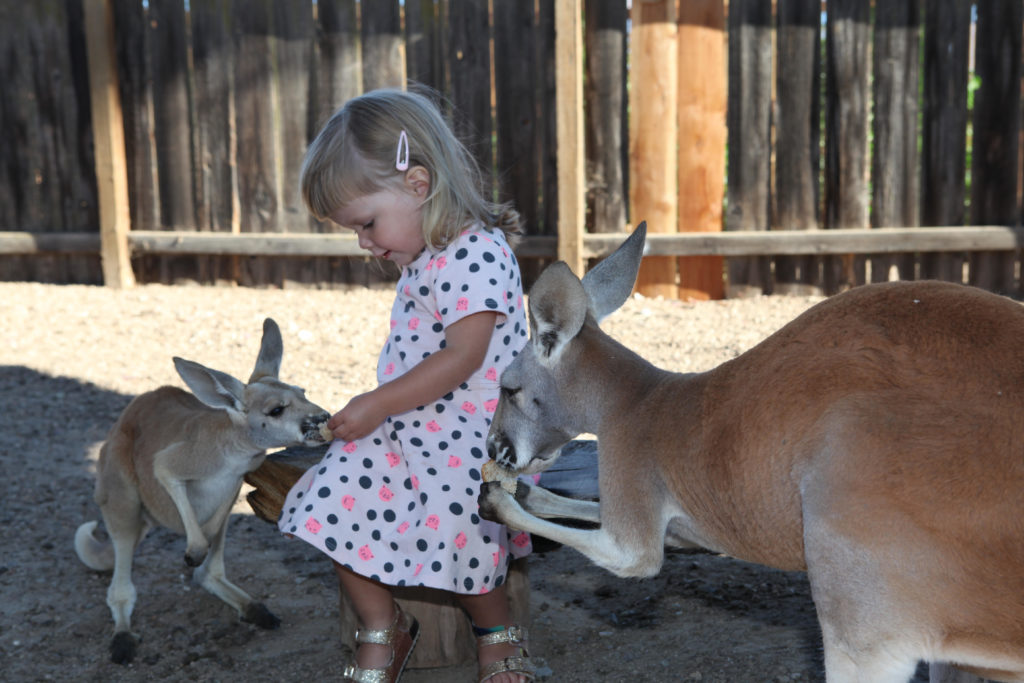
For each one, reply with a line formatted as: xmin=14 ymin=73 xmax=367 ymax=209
xmin=342 ymin=664 xmax=391 ymax=683
xmin=476 ymin=624 xmax=528 ymax=648
xmin=345 ymin=602 xmax=420 ymax=683
xmin=478 ymin=655 xmax=536 ymax=682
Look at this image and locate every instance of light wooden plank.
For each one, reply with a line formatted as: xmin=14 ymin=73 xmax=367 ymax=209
xmin=555 ymin=0 xmax=585 ymax=275
xmin=630 ymin=0 xmax=678 ymax=297
xmin=83 ymin=0 xmax=135 ymax=288
xmin=5 ymin=227 xmax=1023 ymax=261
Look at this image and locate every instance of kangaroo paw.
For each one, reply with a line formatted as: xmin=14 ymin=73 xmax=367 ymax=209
xmin=242 ymin=601 xmax=281 ymax=630
xmin=110 ymin=631 xmax=138 ymax=664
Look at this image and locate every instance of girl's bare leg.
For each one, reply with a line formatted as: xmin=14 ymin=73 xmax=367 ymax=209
xmin=458 ymin=585 xmax=530 ymax=683
xmin=334 ymin=562 xmax=397 ymax=670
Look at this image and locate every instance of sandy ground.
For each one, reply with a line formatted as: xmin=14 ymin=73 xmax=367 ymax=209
xmin=0 ymin=280 xmax=931 ymax=682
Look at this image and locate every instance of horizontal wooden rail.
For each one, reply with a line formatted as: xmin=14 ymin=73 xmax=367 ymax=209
xmin=2 ymin=226 xmax=1023 ymax=260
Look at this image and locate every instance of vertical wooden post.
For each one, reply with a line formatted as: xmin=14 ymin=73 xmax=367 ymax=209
xmin=84 ymin=0 xmax=135 ymax=289
xmin=726 ymin=0 xmax=772 ymax=297
xmin=677 ymin=0 xmax=726 ymax=300
xmin=556 ymin=0 xmax=585 ymax=276
xmin=631 ymin=0 xmax=678 ymax=298
xmin=871 ymin=1 xmax=920 ymax=284
xmin=920 ymin=0 xmax=970 ymax=283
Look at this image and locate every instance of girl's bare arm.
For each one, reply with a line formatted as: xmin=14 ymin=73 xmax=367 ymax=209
xmin=326 ymin=311 xmax=499 ymax=441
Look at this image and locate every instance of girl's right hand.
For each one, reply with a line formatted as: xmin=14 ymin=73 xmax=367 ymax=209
xmin=326 ymin=390 xmax=388 ymax=442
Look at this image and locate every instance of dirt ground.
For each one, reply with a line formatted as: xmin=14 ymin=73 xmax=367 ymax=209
xmin=0 ymin=280 xmax=931 ymax=682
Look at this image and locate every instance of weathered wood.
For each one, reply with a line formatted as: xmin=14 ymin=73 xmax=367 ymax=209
xmin=447 ymin=0 xmax=492 ymax=182
xmin=494 ymin=2 xmax=540 ymax=231
xmin=630 ymin=0 xmax=678 ymax=297
xmin=920 ymin=0 xmax=971 ymax=283
xmin=871 ymin=0 xmax=920 ymax=283
xmin=969 ymin=0 xmax=1022 ymax=295
xmin=147 ymin=0 xmax=197 ymax=284
xmin=13 ymin=227 xmax=1024 ymax=261
xmin=0 ymin=1 xmax=98 ymax=283
xmin=233 ymin=0 xmax=279 ymax=286
xmin=191 ymin=0 xmax=236 ymax=285
xmin=111 ymin=0 xmax=157 ymax=246
xmin=725 ymin=0 xmax=772 ymax=297
xmin=272 ymin=1 xmax=315 ymax=286
xmin=361 ymin=0 xmax=403 ymax=90
xmin=824 ymin=0 xmax=871 ymax=293
xmin=314 ymin=0 xmax=364 ymax=287
xmin=555 ymin=0 xmax=585 ymax=276
xmin=677 ymin=0 xmax=726 ymax=300
xmin=775 ymin=0 xmax=822 ymax=295
xmin=583 ymin=0 xmax=627 ymax=235
xmin=538 ymin=0 xmax=559 ymax=241
xmin=84 ymin=0 xmax=134 ymax=289
xmin=405 ymin=0 xmax=444 ymax=95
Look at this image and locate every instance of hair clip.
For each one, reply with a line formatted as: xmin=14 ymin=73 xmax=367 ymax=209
xmin=396 ymin=130 xmax=409 ymax=171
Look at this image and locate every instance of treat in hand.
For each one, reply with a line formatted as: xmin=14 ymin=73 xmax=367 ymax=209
xmin=481 ymin=460 xmax=518 ymax=495
xmin=318 ymin=421 xmax=334 ymax=442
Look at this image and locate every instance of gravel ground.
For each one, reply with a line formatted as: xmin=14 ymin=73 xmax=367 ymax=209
xmin=0 ymin=279 xmax=915 ymax=682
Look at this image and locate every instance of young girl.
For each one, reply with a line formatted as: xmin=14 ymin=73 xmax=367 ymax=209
xmin=278 ymin=88 xmax=534 ymax=683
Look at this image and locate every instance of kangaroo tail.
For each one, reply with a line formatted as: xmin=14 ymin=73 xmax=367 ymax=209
xmin=74 ymin=521 xmax=114 ymax=571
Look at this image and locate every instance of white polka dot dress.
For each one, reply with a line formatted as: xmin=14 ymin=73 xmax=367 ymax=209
xmin=278 ymin=227 xmax=532 ymax=594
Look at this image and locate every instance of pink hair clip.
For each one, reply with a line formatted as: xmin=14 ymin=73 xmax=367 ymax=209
xmin=395 ymin=130 xmax=409 ymax=171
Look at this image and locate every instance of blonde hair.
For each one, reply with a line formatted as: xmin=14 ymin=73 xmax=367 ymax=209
xmin=301 ymin=87 xmax=521 ymax=250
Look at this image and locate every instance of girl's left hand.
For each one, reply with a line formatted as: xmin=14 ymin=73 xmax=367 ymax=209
xmin=326 ymin=391 xmax=387 ymax=442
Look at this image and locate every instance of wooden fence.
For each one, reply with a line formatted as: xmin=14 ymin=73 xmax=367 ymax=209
xmin=3 ymin=1 xmax=1024 ymax=299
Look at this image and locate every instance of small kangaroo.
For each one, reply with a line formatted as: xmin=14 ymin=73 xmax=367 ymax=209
xmin=75 ymin=318 xmax=330 ymax=664
xmin=480 ymin=224 xmax=1024 ymax=682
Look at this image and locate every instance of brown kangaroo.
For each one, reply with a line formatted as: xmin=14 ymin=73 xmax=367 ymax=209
xmin=75 ymin=318 xmax=330 ymax=664
xmin=480 ymin=224 xmax=1024 ymax=682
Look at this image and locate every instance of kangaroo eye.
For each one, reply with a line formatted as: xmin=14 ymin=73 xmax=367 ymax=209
xmin=267 ymin=405 xmax=286 ymax=418
xmin=502 ymin=386 xmax=520 ymax=400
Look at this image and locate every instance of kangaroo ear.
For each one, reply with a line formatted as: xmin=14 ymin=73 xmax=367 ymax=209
xmin=249 ymin=318 xmax=283 ymax=383
xmin=581 ymin=221 xmax=647 ymax=322
xmin=527 ymin=262 xmax=589 ymax=363
xmin=174 ymin=357 xmax=246 ymax=413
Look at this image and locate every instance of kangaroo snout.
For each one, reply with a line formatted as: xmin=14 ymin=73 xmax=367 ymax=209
xmin=487 ymin=433 xmax=515 ymax=469
xmin=302 ymin=411 xmax=331 ymax=443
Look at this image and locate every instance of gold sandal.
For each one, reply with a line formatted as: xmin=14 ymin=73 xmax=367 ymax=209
xmin=476 ymin=624 xmax=536 ymax=682
xmin=343 ymin=602 xmax=420 ymax=683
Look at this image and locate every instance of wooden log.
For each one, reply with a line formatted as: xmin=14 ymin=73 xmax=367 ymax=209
xmin=870 ymin=0 xmax=920 ymax=283
xmin=630 ymin=0 xmax=678 ymax=298
xmin=775 ymin=0 xmax=823 ymax=295
xmin=84 ymin=0 xmax=134 ymax=289
xmin=824 ymin=0 xmax=871 ymax=293
xmin=583 ymin=0 xmax=627 ymax=235
xmin=725 ymin=0 xmax=772 ymax=297
xmin=677 ymin=0 xmax=725 ymax=300
xmin=920 ymin=0 xmax=970 ymax=283
xmin=969 ymin=0 xmax=1021 ymax=295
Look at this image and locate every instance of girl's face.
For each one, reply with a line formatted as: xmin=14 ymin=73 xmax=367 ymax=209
xmin=329 ymin=169 xmax=429 ymax=267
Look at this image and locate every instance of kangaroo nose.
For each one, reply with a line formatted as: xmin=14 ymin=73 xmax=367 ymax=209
xmin=487 ymin=434 xmax=515 ymax=468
